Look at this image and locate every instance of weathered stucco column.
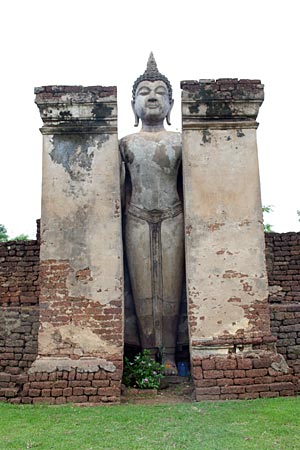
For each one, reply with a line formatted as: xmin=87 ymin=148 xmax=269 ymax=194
xmin=182 ymin=79 xmax=294 ymax=400
xmin=30 ymin=86 xmax=123 ymax=404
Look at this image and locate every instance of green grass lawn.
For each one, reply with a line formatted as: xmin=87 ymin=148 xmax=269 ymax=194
xmin=0 ymin=397 xmax=300 ymax=450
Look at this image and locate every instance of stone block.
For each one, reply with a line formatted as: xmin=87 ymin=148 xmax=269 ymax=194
xmin=91 ymin=380 xmax=110 ymax=388
xmin=215 ymin=359 xmax=237 ymax=370
xmin=97 ymin=387 xmax=120 ymax=397
xmin=84 ymin=387 xmax=97 ymax=396
xmin=246 ymin=368 xmax=268 ymax=378
xmin=245 ymin=384 xmax=270 ymax=393
xmin=73 ymin=387 xmax=84 ymax=396
xmin=220 ymin=393 xmax=239 ymax=400
xmin=202 ymin=359 xmax=216 ymax=370
xmin=260 ymin=391 xmax=279 ymax=398
xmin=238 ymin=392 xmax=259 ymax=400
xmin=66 ymin=395 xmax=88 ymax=403
xmin=233 ymin=378 xmax=253 ymax=386
xmin=203 ymin=370 xmax=224 ymax=379
xmin=28 ymin=389 xmax=41 ymax=397
xmin=233 ymin=370 xmax=246 ymax=378
xmin=51 ymin=388 xmax=63 ymax=397
xmin=33 ymin=397 xmax=55 ymax=404
xmin=41 ymin=389 xmax=51 ymax=397
xmin=194 ymin=379 xmax=217 ymax=388
xmin=55 ymin=396 xmax=67 ymax=404
xmin=195 ymin=386 xmax=221 ymax=396
xmin=63 ymin=387 xmax=73 ymax=397
xmin=220 ymin=385 xmax=245 ymax=395
xmin=4 ymin=388 xmax=18 ymax=398
xmin=253 ymin=357 xmax=272 ymax=369
xmin=192 ymin=367 xmax=203 ymax=380
xmin=269 ymin=382 xmax=294 ymax=392
xmin=216 ymin=378 xmax=234 ymax=386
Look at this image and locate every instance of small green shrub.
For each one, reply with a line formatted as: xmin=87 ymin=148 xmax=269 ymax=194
xmin=123 ymin=349 xmax=164 ymax=389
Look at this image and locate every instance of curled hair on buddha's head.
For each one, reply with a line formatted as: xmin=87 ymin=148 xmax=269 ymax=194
xmin=132 ymin=52 xmax=173 ymax=103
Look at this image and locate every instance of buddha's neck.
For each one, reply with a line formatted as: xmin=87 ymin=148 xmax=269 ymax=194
xmin=141 ymin=123 xmax=166 ymax=133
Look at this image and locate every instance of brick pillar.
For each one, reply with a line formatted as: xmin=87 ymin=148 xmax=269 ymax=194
xmin=181 ymin=79 xmax=296 ymax=400
xmin=29 ymin=86 xmax=124 ymax=404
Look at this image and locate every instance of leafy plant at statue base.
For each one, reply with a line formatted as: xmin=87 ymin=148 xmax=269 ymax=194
xmin=123 ymin=349 xmax=164 ymax=389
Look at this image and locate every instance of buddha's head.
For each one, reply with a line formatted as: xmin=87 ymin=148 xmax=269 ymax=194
xmin=132 ymin=53 xmax=174 ymax=127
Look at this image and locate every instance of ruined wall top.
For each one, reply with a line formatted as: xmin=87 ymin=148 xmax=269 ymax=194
xmin=181 ymin=78 xmax=264 ymax=125
xmin=35 ymin=85 xmax=117 ymax=100
xmin=181 ymin=79 xmax=263 ymax=98
xmin=35 ymin=85 xmax=117 ymax=135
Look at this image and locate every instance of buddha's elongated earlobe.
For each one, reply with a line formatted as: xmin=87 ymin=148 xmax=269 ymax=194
xmin=131 ymin=100 xmax=140 ymax=127
xmin=166 ymin=99 xmax=174 ymax=126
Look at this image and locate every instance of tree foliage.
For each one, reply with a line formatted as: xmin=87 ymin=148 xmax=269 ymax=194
xmin=0 ymin=224 xmax=29 ymax=242
xmin=262 ymin=205 xmax=274 ymax=233
xmin=13 ymin=233 xmax=29 ymax=241
xmin=0 ymin=224 xmax=9 ymax=242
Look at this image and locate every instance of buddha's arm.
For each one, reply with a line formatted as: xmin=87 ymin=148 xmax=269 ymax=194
xmin=119 ymin=141 xmax=126 ymax=208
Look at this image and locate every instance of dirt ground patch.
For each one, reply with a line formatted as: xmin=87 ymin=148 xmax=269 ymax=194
xmin=121 ymin=378 xmax=194 ymax=404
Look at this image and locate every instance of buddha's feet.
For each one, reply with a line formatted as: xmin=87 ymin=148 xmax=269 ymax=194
xmin=164 ymin=360 xmax=178 ymax=376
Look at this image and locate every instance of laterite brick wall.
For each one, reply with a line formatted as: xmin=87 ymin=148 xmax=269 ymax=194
xmin=265 ymin=232 xmax=300 ymax=303
xmin=193 ymin=352 xmax=296 ymax=401
xmin=266 ymin=232 xmax=300 ymax=378
xmin=1 ymin=230 xmax=300 ymax=402
xmin=0 ymin=238 xmax=40 ymax=376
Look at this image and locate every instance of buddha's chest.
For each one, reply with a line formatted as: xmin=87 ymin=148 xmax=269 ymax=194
xmin=124 ymin=140 xmax=181 ymax=175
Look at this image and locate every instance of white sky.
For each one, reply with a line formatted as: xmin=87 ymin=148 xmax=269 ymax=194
xmin=1 ymin=0 xmax=299 ymax=238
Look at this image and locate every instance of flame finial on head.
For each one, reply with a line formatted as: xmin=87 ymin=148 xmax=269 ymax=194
xmin=132 ymin=52 xmax=173 ymax=102
xmin=146 ymin=52 xmax=158 ymax=73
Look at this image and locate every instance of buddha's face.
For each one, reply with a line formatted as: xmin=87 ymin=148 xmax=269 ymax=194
xmin=133 ymin=80 xmax=172 ymax=125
